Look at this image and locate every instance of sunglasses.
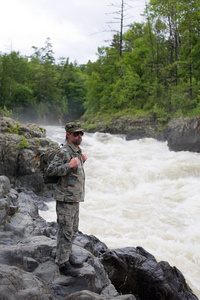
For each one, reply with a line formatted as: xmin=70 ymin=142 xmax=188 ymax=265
xmin=72 ymin=131 xmax=84 ymax=137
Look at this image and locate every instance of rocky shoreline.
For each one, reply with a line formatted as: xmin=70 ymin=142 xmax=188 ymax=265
xmin=0 ymin=116 xmax=199 ymax=299
xmin=82 ymin=114 xmax=200 ymax=153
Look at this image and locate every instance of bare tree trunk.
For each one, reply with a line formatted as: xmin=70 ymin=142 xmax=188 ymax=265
xmin=187 ymin=19 xmax=193 ymax=100
xmin=119 ymin=0 xmax=124 ymax=58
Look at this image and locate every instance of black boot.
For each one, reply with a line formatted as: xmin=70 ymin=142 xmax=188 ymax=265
xmin=59 ymin=261 xmax=80 ymax=277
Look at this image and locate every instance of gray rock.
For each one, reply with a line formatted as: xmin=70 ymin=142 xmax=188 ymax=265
xmin=0 ymin=176 xmax=10 ymax=197
xmin=164 ymin=116 xmax=200 ymax=152
xmin=0 ymin=176 xmax=18 ymax=226
xmin=0 ymin=117 xmax=46 ymax=138
xmin=82 ymin=114 xmax=160 ymax=140
xmin=65 ymin=290 xmax=136 ymax=299
xmin=100 ymin=247 xmax=198 ymax=300
xmin=1 ymin=190 xmax=56 ymax=243
xmin=0 ymin=234 xmax=119 ymax=299
xmin=0 ymin=264 xmax=57 ymax=300
xmin=0 ymin=117 xmax=58 ymax=191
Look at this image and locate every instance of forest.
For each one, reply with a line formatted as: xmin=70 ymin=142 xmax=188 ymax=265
xmin=0 ymin=0 xmax=200 ymax=125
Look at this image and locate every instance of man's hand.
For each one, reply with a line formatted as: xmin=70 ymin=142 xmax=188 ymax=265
xmin=69 ymin=157 xmax=79 ymax=168
xmin=81 ymin=154 xmax=87 ymax=163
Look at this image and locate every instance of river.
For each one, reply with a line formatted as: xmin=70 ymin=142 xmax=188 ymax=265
xmin=39 ymin=125 xmax=200 ymax=297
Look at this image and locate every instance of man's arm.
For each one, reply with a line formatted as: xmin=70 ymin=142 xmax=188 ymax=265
xmin=46 ymin=152 xmax=72 ymax=177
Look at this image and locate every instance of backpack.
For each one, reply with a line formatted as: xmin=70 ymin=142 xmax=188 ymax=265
xmin=39 ymin=145 xmax=63 ymax=184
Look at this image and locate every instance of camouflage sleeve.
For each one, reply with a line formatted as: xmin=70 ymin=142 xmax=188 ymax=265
xmin=46 ymin=151 xmax=71 ymax=177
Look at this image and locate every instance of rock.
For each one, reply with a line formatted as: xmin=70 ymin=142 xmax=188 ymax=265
xmin=0 ymin=234 xmax=119 ymax=299
xmin=65 ymin=290 xmax=136 ymax=299
xmin=100 ymin=247 xmax=198 ymax=300
xmin=0 ymin=117 xmax=46 ymax=138
xmin=0 ymin=117 xmax=58 ymax=191
xmin=0 ymin=176 xmax=10 ymax=197
xmin=0 ymin=264 xmax=57 ymax=300
xmin=74 ymin=232 xmax=108 ymax=256
xmin=81 ymin=114 xmax=160 ymax=141
xmin=105 ymin=115 xmax=160 ymax=141
xmin=164 ymin=116 xmax=200 ymax=152
xmin=49 ymin=246 xmax=118 ymax=298
xmin=0 ymin=176 xmax=18 ymax=226
xmin=0 ymin=189 xmax=56 ymax=243
xmin=0 ymin=228 xmax=119 ymax=298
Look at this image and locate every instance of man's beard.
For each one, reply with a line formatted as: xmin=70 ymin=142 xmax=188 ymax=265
xmin=73 ymin=138 xmax=82 ymax=145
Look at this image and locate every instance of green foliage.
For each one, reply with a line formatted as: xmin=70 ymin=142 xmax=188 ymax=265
xmin=6 ymin=121 xmax=21 ymax=135
xmin=82 ymin=0 xmax=200 ymax=119
xmin=84 ymin=72 xmax=103 ymax=113
xmin=16 ymin=136 xmax=30 ymax=149
xmin=150 ymin=105 xmax=169 ymax=124
xmin=0 ymin=106 xmax=13 ymax=117
xmin=81 ymin=112 xmax=112 ymax=131
xmin=0 ymin=38 xmax=87 ymax=124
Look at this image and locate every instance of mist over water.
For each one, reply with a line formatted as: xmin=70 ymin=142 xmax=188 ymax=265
xmin=40 ymin=125 xmax=200 ymax=297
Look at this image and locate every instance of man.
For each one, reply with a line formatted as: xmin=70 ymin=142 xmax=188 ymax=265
xmin=47 ymin=122 xmax=87 ymax=276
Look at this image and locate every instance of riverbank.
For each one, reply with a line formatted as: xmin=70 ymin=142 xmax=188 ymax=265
xmin=81 ymin=113 xmax=200 ymax=152
xmin=81 ymin=112 xmax=162 ymax=140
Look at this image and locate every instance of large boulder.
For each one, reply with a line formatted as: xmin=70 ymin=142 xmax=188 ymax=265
xmin=104 ymin=115 xmax=160 ymax=140
xmin=100 ymin=247 xmax=198 ymax=300
xmin=163 ymin=116 xmax=200 ymax=152
xmin=0 ymin=117 xmax=58 ymax=191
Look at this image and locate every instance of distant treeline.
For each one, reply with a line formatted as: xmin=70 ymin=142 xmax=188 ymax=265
xmin=0 ymin=0 xmax=200 ymax=124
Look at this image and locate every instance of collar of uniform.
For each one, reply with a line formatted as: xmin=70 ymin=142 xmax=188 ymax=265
xmin=67 ymin=141 xmax=82 ymax=154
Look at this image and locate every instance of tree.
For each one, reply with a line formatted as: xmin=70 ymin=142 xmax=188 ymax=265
xmin=59 ymin=59 xmax=87 ymax=120
xmin=0 ymin=52 xmax=36 ymax=119
xmin=106 ymin=0 xmax=135 ymax=58
xmin=29 ymin=38 xmax=65 ymax=123
xmin=144 ymin=0 xmax=200 ymax=112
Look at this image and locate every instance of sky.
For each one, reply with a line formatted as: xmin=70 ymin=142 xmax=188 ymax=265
xmin=0 ymin=0 xmax=147 ymax=65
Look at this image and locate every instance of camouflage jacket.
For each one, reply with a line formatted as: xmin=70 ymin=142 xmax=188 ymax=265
xmin=46 ymin=141 xmax=85 ymax=203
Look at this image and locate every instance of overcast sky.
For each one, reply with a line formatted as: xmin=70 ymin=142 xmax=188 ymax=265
xmin=0 ymin=0 xmax=147 ymax=64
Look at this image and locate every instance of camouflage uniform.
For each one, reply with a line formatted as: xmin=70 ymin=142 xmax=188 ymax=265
xmin=47 ymin=140 xmax=85 ymax=265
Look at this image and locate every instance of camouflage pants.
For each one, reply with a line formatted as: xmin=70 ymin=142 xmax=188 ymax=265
xmin=56 ymin=201 xmax=79 ymax=265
